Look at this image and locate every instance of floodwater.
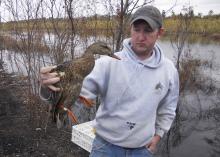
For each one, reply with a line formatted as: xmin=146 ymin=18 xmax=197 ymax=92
xmin=1 ymin=38 xmax=220 ymax=85
xmin=0 ymin=37 xmax=220 ymax=157
xmin=156 ymin=40 xmax=220 ymax=157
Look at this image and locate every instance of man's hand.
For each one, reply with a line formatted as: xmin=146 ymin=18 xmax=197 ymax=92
xmin=40 ymin=66 xmax=61 ymax=92
xmin=146 ymin=135 xmax=161 ymax=154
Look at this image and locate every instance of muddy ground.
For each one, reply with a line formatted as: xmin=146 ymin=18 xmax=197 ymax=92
xmin=0 ymin=65 xmax=89 ymax=157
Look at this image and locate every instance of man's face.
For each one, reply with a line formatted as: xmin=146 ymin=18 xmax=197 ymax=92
xmin=130 ymin=20 xmax=163 ymax=60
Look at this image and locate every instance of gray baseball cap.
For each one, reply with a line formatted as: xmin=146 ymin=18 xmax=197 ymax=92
xmin=130 ymin=5 xmax=163 ymax=30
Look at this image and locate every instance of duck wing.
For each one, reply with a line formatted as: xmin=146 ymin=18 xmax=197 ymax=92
xmin=51 ymin=56 xmax=95 ymax=127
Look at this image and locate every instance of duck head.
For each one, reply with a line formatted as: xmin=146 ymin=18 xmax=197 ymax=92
xmin=85 ymin=42 xmax=120 ymax=60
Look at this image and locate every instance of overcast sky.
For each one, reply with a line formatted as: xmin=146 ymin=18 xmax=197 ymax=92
xmin=0 ymin=0 xmax=219 ymax=22
xmin=152 ymin=0 xmax=220 ymax=15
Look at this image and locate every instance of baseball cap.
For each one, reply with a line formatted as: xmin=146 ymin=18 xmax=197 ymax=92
xmin=130 ymin=5 xmax=163 ymax=30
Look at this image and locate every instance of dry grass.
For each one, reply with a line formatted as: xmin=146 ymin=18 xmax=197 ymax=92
xmin=179 ymin=58 xmax=201 ymax=92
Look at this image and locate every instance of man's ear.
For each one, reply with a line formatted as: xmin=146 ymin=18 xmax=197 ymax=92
xmin=158 ymin=28 xmax=164 ymax=37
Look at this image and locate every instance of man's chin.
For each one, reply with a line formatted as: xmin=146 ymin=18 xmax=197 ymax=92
xmin=132 ymin=46 xmax=149 ymax=54
xmin=135 ymin=48 xmax=148 ymax=54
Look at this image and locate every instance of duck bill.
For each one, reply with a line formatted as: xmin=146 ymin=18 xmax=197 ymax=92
xmin=109 ymin=54 xmax=121 ymax=60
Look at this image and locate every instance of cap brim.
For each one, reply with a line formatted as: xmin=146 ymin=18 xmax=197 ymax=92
xmin=130 ymin=16 xmax=158 ymax=30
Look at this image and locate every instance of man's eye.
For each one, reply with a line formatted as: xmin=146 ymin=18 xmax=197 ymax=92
xmin=144 ymin=29 xmax=153 ymax=33
xmin=134 ymin=28 xmax=140 ymax=32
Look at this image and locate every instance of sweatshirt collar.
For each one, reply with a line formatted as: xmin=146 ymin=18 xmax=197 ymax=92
xmin=122 ymin=38 xmax=164 ymax=68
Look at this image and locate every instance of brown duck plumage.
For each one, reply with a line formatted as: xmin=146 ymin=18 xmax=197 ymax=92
xmin=50 ymin=42 xmax=120 ymax=128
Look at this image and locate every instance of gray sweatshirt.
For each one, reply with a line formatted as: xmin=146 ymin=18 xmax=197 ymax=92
xmin=80 ymin=38 xmax=179 ymax=148
xmin=40 ymin=38 xmax=179 ymax=148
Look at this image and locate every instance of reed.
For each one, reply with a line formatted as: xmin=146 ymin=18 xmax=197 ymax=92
xmin=0 ymin=35 xmax=50 ymax=53
xmin=1 ymin=16 xmax=219 ymax=35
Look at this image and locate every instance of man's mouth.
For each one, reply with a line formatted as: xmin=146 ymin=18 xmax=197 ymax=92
xmin=136 ymin=43 xmax=145 ymax=47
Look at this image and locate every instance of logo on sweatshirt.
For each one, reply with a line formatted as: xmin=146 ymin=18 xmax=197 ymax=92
xmin=155 ymin=82 xmax=163 ymax=94
xmin=126 ymin=122 xmax=136 ymax=130
xmin=155 ymin=82 xmax=163 ymax=90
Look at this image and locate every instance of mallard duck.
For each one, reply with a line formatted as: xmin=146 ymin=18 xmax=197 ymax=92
xmin=50 ymin=42 xmax=120 ymax=128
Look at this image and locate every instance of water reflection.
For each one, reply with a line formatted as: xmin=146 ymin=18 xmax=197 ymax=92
xmin=155 ymin=87 xmax=220 ymax=157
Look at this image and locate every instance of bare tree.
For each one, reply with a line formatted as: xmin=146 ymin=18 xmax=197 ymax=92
xmin=160 ymin=6 xmax=195 ymax=157
xmin=64 ymin=0 xmax=79 ymax=59
xmin=208 ymin=10 xmax=214 ymax=16
xmin=42 ymin=0 xmax=70 ymax=64
xmin=4 ymin=0 xmax=45 ymax=94
xmin=170 ymin=6 xmax=194 ymax=70
xmin=2 ymin=0 xmax=53 ymax=128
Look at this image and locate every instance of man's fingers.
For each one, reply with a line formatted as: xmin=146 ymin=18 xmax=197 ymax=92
xmin=146 ymin=142 xmax=151 ymax=148
xmin=40 ymin=65 xmax=57 ymax=74
xmin=40 ymin=72 xmax=58 ymax=80
xmin=145 ymin=145 xmax=155 ymax=154
xmin=148 ymin=147 xmax=154 ymax=154
xmin=39 ymin=65 xmax=61 ymax=92
xmin=48 ymin=85 xmax=61 ymax=92
xmin=42 ymin=77 xmax=60 ymax=85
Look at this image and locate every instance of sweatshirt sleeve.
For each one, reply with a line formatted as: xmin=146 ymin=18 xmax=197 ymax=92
xmin=80 ymin=57 xmax=109 ymax=100
xmin=155 ymin=67 xmax=179 ymax=137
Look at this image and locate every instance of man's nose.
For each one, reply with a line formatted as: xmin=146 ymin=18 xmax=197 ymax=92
xmin=138 ymin=32 xmax=146 ymax=41
xmin=139 ymin=33 xmax=146 ymax=40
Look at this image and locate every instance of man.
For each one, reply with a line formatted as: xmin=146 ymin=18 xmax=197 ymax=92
xmin=40 ymin=5 xmax=179 ymax=157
